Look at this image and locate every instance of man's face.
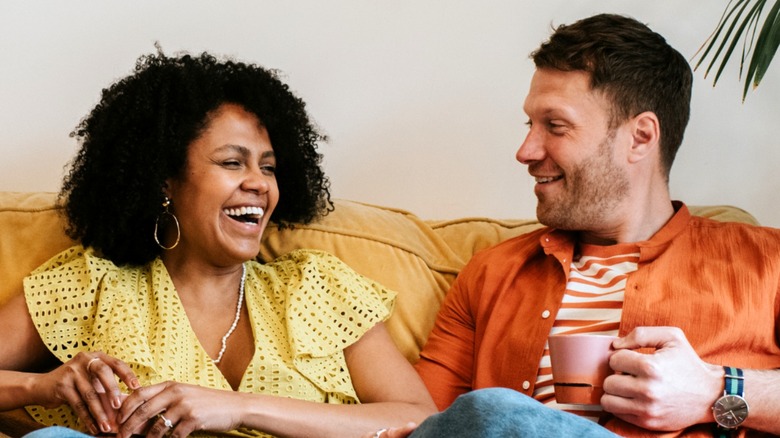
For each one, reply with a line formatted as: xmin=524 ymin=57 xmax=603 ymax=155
xmin=517 ymin=69 xmax=630 ymax=231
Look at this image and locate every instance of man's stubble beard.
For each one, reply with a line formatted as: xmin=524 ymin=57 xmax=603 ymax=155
xmin=536 ymin=132 xmax=630 ymax=231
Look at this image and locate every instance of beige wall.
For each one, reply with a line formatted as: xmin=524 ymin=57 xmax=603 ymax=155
xmin=1 ymin=1 xmax=778 ymax=227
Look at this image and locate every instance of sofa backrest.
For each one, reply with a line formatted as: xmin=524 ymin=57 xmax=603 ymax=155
xmin=0 ymin=191 xmax=760 ymax=362
xmin=0 ymin=192 xmax=75 ymax=304
xmin=259 ymin=200 xmax=545 ymax=361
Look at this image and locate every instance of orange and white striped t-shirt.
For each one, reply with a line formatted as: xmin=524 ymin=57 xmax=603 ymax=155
xmin=533 ymin=242 xmax=639 ymax=422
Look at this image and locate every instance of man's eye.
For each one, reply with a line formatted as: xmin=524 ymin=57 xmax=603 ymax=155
xmin=222 ymin=160 xmax=241 ymax=167
xmin=548 ymin=123 xmax=567 ymax=133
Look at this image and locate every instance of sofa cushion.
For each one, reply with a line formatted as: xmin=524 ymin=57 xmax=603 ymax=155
xmin=429 ymin=217 xmax=544 ymax=263
xmin=0 ymin=192 xmax=74 ymax=307
xmin=259 ymin=200 xmax=535 ymax=361
xmin=687 ymin=204 xmax=759 ymax=225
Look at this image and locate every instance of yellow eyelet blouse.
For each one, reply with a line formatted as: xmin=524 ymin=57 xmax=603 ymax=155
xmin=23 ymin=245 xmax=395 ymax=437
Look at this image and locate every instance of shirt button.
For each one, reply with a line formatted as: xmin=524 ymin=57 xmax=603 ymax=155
xmin=542 ymin=310 xmax=551 ymax=319
xmin=522 ymin=380 xmax=531 ymax=390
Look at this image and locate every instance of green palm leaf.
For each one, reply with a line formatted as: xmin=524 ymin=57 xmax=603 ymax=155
xmin=746 ymin=0 xmax=780 ymax=91
xmin=694 ymin=0 xmax=779 ymax=100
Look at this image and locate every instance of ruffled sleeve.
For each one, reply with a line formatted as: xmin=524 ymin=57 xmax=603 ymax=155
xmin=24 ymin=245 xmax=128 ymax=362
xmin=252 ymin=249 xmax=396 ymax=402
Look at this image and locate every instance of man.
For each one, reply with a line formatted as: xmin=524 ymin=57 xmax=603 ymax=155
xmin=408 ymin=13 xmax=780 ymax=437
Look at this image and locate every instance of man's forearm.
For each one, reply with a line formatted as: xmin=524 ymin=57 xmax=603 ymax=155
xmin=741 ymin=368 xmax=780 ymax=434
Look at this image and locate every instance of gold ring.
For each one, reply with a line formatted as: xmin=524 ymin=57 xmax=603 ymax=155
xmin=86 ymin=357 xmax=100 ymax=374
xmin=159 ymin=413 xmax=174 ymax=429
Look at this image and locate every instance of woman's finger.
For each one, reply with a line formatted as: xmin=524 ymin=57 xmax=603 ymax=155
xmin=86 ymin=352 xmax=140 ymax=409
xmin=144 ymin=412 xmax=177 ymax=438
xmin=74 ymin=351 xmax=133 ymax=434
xmin=117 ymin=384 xmax=169 ymax=438
xmin=96 ymin=352 xmax=142 ymax=392
xmin=71 ymin=359 xmax=115 ymax=435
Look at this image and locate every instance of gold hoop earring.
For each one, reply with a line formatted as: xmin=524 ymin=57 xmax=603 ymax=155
xmin=154 ymin=196 xmax=180 ymax=250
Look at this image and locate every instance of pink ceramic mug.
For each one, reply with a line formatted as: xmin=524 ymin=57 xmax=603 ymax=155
xmin=548 ymin=334 xmax=617 ymax=405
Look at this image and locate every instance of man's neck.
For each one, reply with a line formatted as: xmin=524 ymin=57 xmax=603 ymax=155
xmin=578 ymin=194 xmax=675 ymax=245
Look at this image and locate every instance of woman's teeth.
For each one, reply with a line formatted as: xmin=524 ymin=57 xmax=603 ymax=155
xmin=223 ymin=206 xmax=265 ymax=223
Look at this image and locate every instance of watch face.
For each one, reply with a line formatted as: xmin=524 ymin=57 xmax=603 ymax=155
xmin=713 ymin=394 xmax=749 ymax=428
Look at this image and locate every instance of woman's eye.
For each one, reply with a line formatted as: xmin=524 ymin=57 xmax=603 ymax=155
xmin=261 ymin=164 xmax=276 ymax=175
xmin=222 ymin=160 xmax=241 ymax=168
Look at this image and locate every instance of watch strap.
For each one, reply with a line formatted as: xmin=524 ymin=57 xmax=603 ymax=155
xmin=723 ymin=366 xmax=744 ymax=397
xmin=714 ymin=366 xmax=745 ymax=438
xmin=715 ymin=425 xmax=731 ymax=438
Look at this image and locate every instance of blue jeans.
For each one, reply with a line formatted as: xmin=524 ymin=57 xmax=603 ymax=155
xmin=22 ymin=426 xmax=91 ymax=438
xmin=410 ymin=388 xmax=619 ymax=437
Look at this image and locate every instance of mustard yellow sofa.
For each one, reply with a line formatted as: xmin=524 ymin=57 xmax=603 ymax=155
xmin=0 ymin=191 xmax=760 ymax=436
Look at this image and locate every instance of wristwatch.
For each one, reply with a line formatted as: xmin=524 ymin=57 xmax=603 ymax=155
xmin=712 ymin=366 xmax=749 ymax=430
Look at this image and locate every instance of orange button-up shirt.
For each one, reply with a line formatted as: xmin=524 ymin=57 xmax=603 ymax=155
xmin=416 ymin=202 xmax=780 ymax=437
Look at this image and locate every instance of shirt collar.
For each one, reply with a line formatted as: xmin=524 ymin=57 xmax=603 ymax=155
xmin=540 ymin=201 xmax=690 ymax=263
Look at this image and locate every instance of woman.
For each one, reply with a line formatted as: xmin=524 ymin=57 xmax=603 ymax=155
xmin=0 ymin=50 xmax=435 ymax=438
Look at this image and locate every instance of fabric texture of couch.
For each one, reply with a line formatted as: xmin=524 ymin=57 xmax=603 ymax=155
xmin=0 ymin=191 xmax=761 ymax=436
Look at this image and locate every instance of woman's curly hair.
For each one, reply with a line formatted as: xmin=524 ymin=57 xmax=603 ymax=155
xmin=61 ymin=50 xmax=332 ymax=266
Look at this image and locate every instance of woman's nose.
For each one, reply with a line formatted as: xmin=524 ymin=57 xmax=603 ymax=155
xmin=243 ymin=167 xmax=270 ymax=193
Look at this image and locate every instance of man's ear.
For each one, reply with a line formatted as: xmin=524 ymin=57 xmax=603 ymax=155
xmin=628 ymin=111 xmax=660 ymax=164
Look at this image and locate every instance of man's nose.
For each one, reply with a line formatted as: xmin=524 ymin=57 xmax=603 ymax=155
xmin=516 ymin=128 xmax=545 ymax=164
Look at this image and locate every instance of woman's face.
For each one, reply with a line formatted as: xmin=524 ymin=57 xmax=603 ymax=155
xmin=164 ymin=103 xmax=279 ymax=267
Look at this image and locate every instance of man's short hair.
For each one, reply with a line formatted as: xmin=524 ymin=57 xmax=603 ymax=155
xmin=531 ymin=14 xmax=692 ymax=178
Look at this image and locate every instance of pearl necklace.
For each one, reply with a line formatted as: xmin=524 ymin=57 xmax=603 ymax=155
xmin=213 ymin=263 xmax=246 ymax=364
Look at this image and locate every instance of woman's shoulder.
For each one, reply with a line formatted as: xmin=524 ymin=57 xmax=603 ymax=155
xmin=249 ymin=248 xmax=395 ymax=310
xmin=27 ymin=245 xmax=120 ymax=281
xmin=262 ymin=248 xmax=345 ymax=265
xmin=25 ymin=244 xmax=149 ymax=301
xmin=254 ymin=249 xmax=360 ymax=277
